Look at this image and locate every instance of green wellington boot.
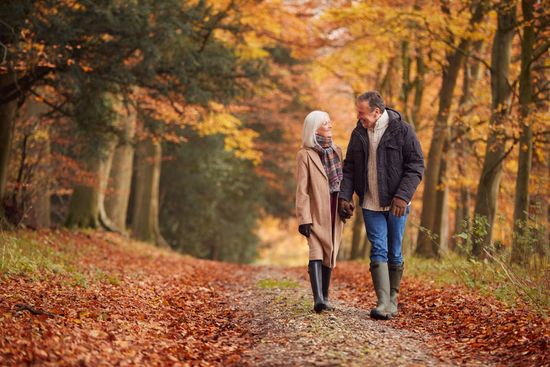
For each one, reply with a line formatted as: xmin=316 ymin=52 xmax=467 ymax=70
xmin=322 ymin=265 xmax=335 ymax=311
xmin=369 ymin=262 xmax=392 ymax=320
xmin=388 ymin=263 xmax=404 ymax=317
xmin=308 ymin=261 xmax=325 ymax=313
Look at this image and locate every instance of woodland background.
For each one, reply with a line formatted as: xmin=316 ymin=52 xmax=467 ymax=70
xmin=0 ymin=0 xmax=549 ymax=308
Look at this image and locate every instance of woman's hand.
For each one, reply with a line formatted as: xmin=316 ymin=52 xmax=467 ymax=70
xmin=298 ymin=223 xmax=312 ymax=238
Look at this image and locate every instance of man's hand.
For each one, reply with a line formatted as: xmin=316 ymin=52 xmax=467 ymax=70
xmin=338 ymin=198 xmax=355 ymax=223
xmin=390 ymin=197 xmax=407 ymax=217
xmin=298 ymin=223 xmax=312 ymax=238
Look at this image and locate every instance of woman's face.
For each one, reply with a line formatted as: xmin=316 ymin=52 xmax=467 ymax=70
xmin=316 ymin=118 xmax=333 ymax=138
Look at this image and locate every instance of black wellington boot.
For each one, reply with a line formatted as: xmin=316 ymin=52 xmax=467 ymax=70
xmin=322 ymin=265 xmax=335 ymax=311
xmin=308 ymin=260 xmax=325 ymax=313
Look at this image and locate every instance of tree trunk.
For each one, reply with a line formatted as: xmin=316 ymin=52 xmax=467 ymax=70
xmin=400 ymin=40 xmax=413 ymax=123
xmin=434 ymin=150 xmax=449 ymax=253
xmin=452 ymin=40 xmax=484 ymax=250
xmin=349 ymin=197 xmax=363 ymax=260
xmin=415 ymin=47 xmax=467 ymax=258
xmin=65 ymin=156 xmax=102 ymax=228
xmin=66 ymin=91 xmax=118 ymax=229
xmin=105 ymin=99 xmax=136 ymax=230
xmin=22 ymin=96 xmax=51 ymax=229
xmin=130 ymin=137 xmax=168 ymax=247
xmin=97 ymin=137 xmax=118 ymax=231
xmin=380 ymin=56 xmax=397 ymax=106
xmin=32 ymin=132 xmax=51 ymax=228
xmin=472 ymin=0 xmax=516 ymax=257
xmin=411 ymin=51 xmax=425 ymax=128
xmin=0 ymin=73 xmax=18 ymax=227
xmin=511 ymin=0 xmax=535 ymax=265
xmin=416 ymin=1 xmax=487 ymax=258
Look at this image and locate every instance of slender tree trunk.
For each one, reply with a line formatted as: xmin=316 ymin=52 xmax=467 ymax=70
xmin=400 ymin=40 xmax=413 ymax=123
xmin=511 ymin=0 xmax=535 ymax=265
xmin=32 ymin=131 xmax=51 ymax=228
xmin=434 ymin=150 xmax=449 ymax=252
xmin=97 ymin=137 xmax=118 ymax=231
xmin=410 ymin=0 xmax=426 ymax=128
xmin=349 ymin=197 xmax=363 ymax=260
xmin=380 ymin=56 xmax=397 ymax=105
xmin=0 ymin=74 xmax=18 ymax=226
xmin=416 ymin=1 xmax=487 ymax=258
xmin=130 ymin=137 xmax=168 ymax=247
xmin=472 ymin=0 xmax=516 ymax=257
xmin=411 ymin=51 xmax=425 ymax=128
xmin=453 ymin=40 xmax=484 ymax=249
xmin=105 ymin=99 xmax=136 ymax=230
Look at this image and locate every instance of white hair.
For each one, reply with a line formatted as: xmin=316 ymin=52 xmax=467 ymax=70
xmin=302 ymin=110 xmax=330 ymax=148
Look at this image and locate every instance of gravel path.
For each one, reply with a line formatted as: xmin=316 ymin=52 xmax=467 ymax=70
xmin=236 ymin=266 xmax=455 ymax=367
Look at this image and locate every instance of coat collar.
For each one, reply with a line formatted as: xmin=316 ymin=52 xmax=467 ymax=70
xmin=305 ymin=146 xmax=342 ymax=179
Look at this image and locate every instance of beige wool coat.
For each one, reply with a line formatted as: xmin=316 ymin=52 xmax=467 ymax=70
xmin=295 ymin=147 xmax=344 ymax=268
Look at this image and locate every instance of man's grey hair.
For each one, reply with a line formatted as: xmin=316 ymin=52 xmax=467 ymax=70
xmin=357 ymin=91 xmax=385 ymax=112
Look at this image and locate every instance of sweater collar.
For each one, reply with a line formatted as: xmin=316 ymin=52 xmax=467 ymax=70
xmin=368 ymin=109 xmax=389 ymax=132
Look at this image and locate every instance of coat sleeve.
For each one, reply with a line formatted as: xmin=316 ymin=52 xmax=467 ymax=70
xmin=394 ymin=126 xmax=424 ymax=203
xmin=296 ymin=151 xmax=313 ymax=225
xmin=339 ymin=134 xmax=355 ymax=202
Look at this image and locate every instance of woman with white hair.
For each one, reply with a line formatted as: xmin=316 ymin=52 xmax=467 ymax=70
xmin=296 ymin=110 xmax=345 ymax=313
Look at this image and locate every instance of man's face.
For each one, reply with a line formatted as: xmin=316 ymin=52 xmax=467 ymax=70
xmin=356 ymin=101 xmax=381 ymax=129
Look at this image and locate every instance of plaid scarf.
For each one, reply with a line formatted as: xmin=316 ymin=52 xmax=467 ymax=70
xmin=313 ymin=135 xmax=343 ymax=193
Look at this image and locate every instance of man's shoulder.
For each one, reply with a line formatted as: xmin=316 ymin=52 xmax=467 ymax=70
xmin=386 ymin=108 xmax=416 ymax=135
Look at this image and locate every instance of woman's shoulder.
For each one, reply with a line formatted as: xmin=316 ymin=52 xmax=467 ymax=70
xmin=297 ymin=148 xmax=313 ymax=163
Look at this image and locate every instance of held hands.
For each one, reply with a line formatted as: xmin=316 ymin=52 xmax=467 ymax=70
xmin=390 ymin=197 xmax=408 ymax=217
xmin=338 ymin=198 xmax=355 ymax=223
xmin=298 ymin=223 xmax=312 ymax=238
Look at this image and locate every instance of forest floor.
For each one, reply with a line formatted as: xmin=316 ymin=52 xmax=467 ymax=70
xmin=0 ymin=230 xmax=548 ymax=366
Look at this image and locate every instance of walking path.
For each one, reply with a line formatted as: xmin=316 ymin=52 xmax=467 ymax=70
xmin=237 ymin=266 xmax=460 ymax=366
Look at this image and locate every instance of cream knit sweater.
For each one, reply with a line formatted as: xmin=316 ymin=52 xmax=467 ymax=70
xmin=362 ymin=110 xmax=391 ymax=211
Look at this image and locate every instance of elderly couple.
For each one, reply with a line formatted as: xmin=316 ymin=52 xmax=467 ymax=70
xmin=296 ymin=91 xmax=424 ymax=319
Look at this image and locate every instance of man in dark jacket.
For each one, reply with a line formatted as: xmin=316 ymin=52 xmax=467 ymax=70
xmin=339 ymin=91 xmax=424 ymax=320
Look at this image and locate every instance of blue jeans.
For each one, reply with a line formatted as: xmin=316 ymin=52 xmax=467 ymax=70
xmin=362 ymin=206 xmax=409 ymax=265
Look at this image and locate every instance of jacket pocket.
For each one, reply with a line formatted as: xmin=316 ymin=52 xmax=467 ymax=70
xmin=385 ymin=144 xmax=402 ymax=166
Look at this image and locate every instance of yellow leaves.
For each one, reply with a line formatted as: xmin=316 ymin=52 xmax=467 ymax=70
xmin=235 ymin=34 xmax=270 ymax=60
xmin=195 ymin=102 xmax=262 ymax=164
